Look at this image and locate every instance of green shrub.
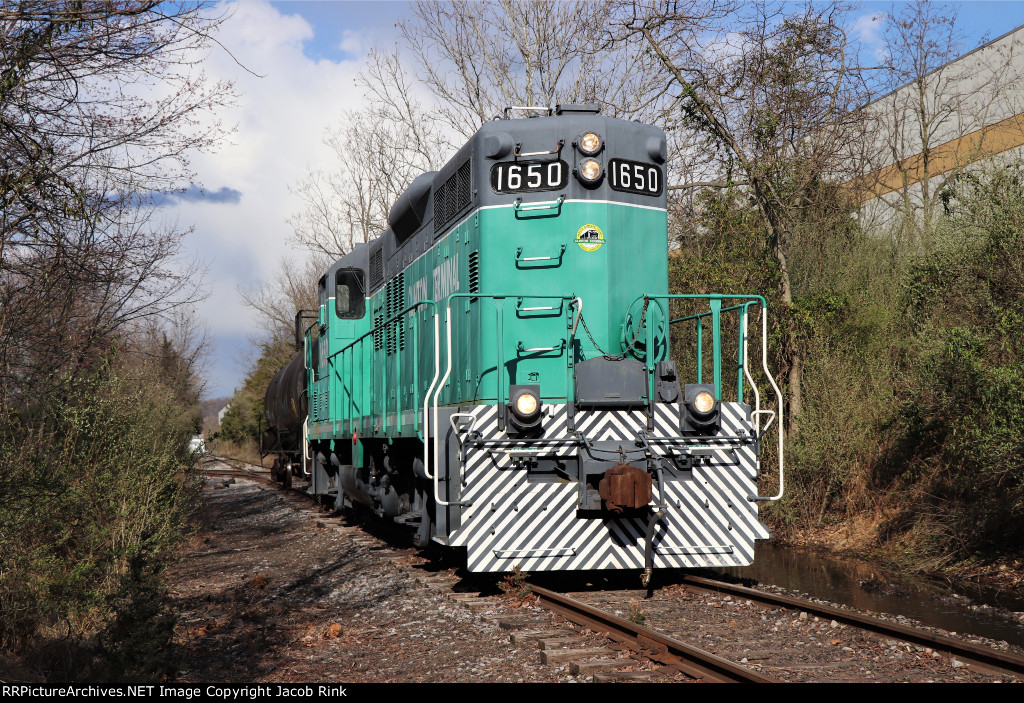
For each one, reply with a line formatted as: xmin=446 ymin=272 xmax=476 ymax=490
xmin=0 ymin=352 xmax=200 ymax=681
xmin=876 ymin=167 xmax=1024 ymax=564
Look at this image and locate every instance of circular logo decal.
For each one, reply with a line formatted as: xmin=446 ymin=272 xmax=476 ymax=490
xmin=575 ymin=224 xmax=604 ymax=252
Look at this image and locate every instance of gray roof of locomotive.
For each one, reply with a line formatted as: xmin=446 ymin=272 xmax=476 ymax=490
xmin=328 ymin=105 xmax=667 ymax=295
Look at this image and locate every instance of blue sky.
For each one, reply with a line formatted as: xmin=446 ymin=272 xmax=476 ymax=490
xmin=191 ymin=1 xmax=1024 ymax=401
xmin=268 ymin=1 xmax=412 ymax=62
xmin=267 ymin=1 xmax=1024 ymax=66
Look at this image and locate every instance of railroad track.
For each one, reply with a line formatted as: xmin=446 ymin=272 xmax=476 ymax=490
xmin=529 ymin=584 xmax=776 ymax=682
xmin=196 ymin=456 xmax=1022 ymax=682
xmin=198 ymin=456 xmax=751 ymax=681
xmin=675 ymin=573 xmax=1024 ymax=678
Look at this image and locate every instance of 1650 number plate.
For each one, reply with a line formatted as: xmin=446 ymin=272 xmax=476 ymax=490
xmin=608 ymin=159 xmax=662 ymax=196
xmin=491 ymin=159 xmax=568 ymax=193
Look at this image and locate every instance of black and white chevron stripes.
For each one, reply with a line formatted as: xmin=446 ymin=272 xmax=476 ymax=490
xmin=447 ymin=400 xmax=770 ymax=572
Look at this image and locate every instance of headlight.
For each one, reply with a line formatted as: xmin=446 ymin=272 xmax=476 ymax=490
xmin=683 ymin=384 xmax=720 ymax=435
xmin=578 ymin=159 xmax=602 ymax=182
xmin=578 ymin=132 xmax=601 ymax=155
xmin=693 ymin=391 xmax=715 ymax=415
xmin=515 ymin=392 xmax=539 ymax=417
xmin=508 ymin=384 xmax=543 ymax=433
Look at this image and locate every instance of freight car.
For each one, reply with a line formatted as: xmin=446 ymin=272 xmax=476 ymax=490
xmin=274 ymin=104 xmax=785 ymax=580
xmin=262 ymin=352 xmax=308 ymax=487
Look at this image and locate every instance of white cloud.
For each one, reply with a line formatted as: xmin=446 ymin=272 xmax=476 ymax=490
xmin=852 ymin=11 xmax=888 ymax=63
xmin=165 ymin=1 xmax=370 ymax=394
xmin=338 ymin=28 xmax=371 ymax=59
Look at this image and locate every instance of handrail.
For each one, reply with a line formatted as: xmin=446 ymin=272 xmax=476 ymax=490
xmin=435 ymin=293 xmax=580 ymax=506
xmin=571 ymin=297 xmax=583 ymax=337
xmin=513 ymin=195 xmax=565 ymax=213
xmin=517 ymin=339 xmax=565 ymax=354
xmin=421 ymin=313 xmax=441 ymax=479
xmin=752 ymin=304 xmax=784 ymax=502
xmin=741 ymin=303 xmax=761 ymax=430
xmin=325 ymin=299 xmax=436 ymax=362
xmin=627 ymin=293 xmax=784 ymax=503
xmin=504 ymin=105 xmax=553 ymax=119
xmin=323 ymin=300 xmax=440 ymax=484
xmin=670 ymin=302 xmax=751 ymax=324
xmin=513 ymin=138 xmax=563 ymax=157
xmin=515 ymin=242 xmax=566 ymax=262
xmin=432 ymin=304 xmax=471 ymax=506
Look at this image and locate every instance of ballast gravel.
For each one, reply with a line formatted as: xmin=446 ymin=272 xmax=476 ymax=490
xmin=168 ymin=473 xmax=593 ymax=683
xmin=169 ymin=467 xmax=1023 ymax=683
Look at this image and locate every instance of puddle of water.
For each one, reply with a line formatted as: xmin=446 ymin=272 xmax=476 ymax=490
xmin=721 ymin=542 xmax=1024 ymax=648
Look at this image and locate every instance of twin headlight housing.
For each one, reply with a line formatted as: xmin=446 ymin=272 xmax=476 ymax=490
xmin=575 ymin=132 xmax=602 ymax=186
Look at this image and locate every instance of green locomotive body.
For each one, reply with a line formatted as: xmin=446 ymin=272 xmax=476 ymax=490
xmin=295 ymin=105 xmax=784 ymax=574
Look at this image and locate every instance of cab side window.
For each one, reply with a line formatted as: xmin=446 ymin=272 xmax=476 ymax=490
xmin=335 ymin=269 xmax=365 ymax=319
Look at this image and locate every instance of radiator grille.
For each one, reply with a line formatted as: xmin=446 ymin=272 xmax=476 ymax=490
xmin=468 ymin=250 xmax=480 ymax=301
xmin=369 ymin=247 xmax=384 ymax=288
xmin=433 ymin=159 xmax=472 ymax=233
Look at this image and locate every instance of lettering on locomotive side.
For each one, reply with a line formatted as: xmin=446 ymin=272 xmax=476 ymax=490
xmin=433 ymin=252 xmax=460 ymax=300
xmin=406 ymin=253 xmax=460 ymax=312
xmin=407 ymin=275 xmax=429 ymax=307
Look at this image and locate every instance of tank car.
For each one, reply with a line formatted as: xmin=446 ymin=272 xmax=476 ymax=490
xmin=293 ymin=104 xmax=784 ymax=578
xmin=262 ymin=352 xmax=308 ymax=486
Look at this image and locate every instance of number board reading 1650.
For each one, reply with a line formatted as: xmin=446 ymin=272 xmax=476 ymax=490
xmin=491 ymin=159 xmax=569 ymax=194
xmin=609 ymin=159 xmax=663 ymax=196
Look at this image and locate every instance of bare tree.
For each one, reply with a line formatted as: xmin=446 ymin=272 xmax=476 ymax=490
xmin=399 ymin=0 xmax=665 ymax=133
xmin=853 ymin=1 xmax=1024 ymax=248
xmin=0 ymin=1 xmax=234 ymax=413
xmin=624 ymin=0 xmax=872 ymax=428
xmin=240 ymin=252 xmax=329 ymax=342
xmin=289 ymin=0 xmax=669 ymax=259
xmin=289 ymin=104 xmax=445 ymax=258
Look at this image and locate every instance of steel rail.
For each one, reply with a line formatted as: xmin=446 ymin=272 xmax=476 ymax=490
xmin=680 ymin=574 xmax=1024 ymax=677
xmin=529 ymin=584 xmax=777 ymax=683
xmin=202 ymin=457 xmax=318 ymax=501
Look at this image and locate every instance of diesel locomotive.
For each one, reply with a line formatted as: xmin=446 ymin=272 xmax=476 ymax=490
xmin=265 ymin=104 xmax=785 ymax=578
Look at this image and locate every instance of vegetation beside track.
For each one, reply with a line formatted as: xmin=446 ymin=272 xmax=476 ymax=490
xmin=670 ymin=165 xmax=1024 ymax=576
xmin=0 ymin=3 xmax=229 ymax=683
xmin=0 ymin=347 xmax=204 ymax=682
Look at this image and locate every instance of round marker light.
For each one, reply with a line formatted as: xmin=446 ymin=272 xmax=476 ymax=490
xmin=515 ymin=392 xmax=539 ymax=417
xmin=693 ymin=391 xmax=716 ymax=415
xmin=579 ymin=159 xmax=602 ymax=182
xmin=579 ymin=132 xmax=601 ymax=155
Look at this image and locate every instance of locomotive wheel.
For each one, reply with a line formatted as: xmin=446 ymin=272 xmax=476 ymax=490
xmin=283 ymin=465 xmax=292 ymax=489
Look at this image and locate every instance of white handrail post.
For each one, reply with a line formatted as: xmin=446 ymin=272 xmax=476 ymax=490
xmin=422 ymin=311 xmax=441 ymax=479
xmin=432 ymin=305 xmax=459 ymax=506
xmin=752 ymin=306 xmax=785 ymax=502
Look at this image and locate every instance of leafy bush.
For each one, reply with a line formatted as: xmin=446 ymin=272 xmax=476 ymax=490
xmin=0 ymin=351 xmax=201 ymax=681
xmin=876 ymin=167 xmax=1024 ymax=564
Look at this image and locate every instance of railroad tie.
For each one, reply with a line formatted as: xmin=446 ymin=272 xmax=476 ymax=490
xmin=540 ymin=647 xmax=616 ymax=665
xmin=508 ymin=629 xmax=574 ymax=646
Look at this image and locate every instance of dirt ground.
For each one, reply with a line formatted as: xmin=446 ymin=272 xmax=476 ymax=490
xmin=167 ymin=473 xmax=590 ymax=683
xmin=167 ymin=468 xmax=1023 ymax=683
